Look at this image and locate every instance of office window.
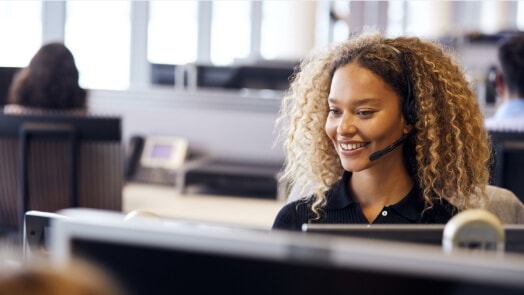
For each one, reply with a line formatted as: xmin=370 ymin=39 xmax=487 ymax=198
xmin=261 ymin=1 xmax=288 ymax=60
xmin=148 ymin=1 xmax=198 ymax=65
xmin=332 ymin=1 xmax=350 ymax=42
xmin=261 ymin=1 xmax=315 ymax=60
xmin=387 ymin=1 xmax=405 ymax=37
xmin=210 ymin=1 xmax=250 ymax=65
xmin=65 ymin=1 xmax=131 ymax=90
xmin=404 ymin=1 xmax=436 ymax=38
xmin=518 ymin=0 xmax=524 ymax=30
xmin=0 ymin=1 xmax=42 ymax=67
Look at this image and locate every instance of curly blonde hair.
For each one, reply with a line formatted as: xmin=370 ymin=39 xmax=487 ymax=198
xmin=276 ymin=32 xmax=491 ymax=220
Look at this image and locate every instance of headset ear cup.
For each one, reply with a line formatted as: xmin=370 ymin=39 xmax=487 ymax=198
xmin=402 ymin=84 xmax=416 ymax=125
xmin=396 ymin=51 xmax=416 ymax=125
xmin=404 ymin=97 xmax=416 ymax=125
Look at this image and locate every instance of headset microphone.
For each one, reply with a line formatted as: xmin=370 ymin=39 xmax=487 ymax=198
xmin=368 ymin=130 xmax=415 ymax=162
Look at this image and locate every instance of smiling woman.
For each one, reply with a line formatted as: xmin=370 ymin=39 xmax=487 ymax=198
xmin=324 ymin=62 xmax=414 ymax=223
xmin=272 ymin=31 xmax=524 ymax=231
xmin=325 ymin=62 xmax=410 ymax=171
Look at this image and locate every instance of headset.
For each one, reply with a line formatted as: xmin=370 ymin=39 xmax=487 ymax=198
xmin=384 ymin=44 xmax=417 ymax=125
xmin=399 ymin=52 xmax=416 ymax=125
xmin=367 ymin=45 xmax=417 ymax=162
xmin=338 ymin=44 xmax=416 ymax=125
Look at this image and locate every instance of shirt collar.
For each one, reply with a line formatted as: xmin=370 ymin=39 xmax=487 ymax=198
xmin=325 ymin=171 xmax=424 ymax=222
xmin=389 ymin=185 xmax=424 ymax=222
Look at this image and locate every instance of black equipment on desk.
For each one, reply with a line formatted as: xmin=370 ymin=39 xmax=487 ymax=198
xmin=183 ymin=159 xmax=283 ymax=199
xmin=125 ymin=135 xmax=283 ymax=200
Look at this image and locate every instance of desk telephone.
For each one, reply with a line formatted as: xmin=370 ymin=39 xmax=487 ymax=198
xmin=125 ymin=135 xmax=189 ymax=185
xmin=125 ymin=135 xmax=283 ymax=199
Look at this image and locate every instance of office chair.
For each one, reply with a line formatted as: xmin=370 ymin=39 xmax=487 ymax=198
xmin=488 ymin=130 xmax=524 ymax=202
xmin=0 ymin=112 xmax=123 ymax=236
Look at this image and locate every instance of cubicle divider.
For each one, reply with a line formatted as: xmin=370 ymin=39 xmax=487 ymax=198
xmin=88 ymin=88 xmax=284 ymax=164
xmin=0 ymin=113 xmax=123 ymax=236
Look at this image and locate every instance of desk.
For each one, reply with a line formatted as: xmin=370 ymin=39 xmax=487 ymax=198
xmin=123 ymin=182 xmax=286 ymax=230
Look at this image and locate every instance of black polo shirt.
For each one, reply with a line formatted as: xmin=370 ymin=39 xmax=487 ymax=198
xmin=272 ymin=171 xmax=457 ymax=231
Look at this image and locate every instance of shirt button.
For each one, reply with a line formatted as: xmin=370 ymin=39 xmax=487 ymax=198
xmin=381 ymin=210 xmax=388 ymax=216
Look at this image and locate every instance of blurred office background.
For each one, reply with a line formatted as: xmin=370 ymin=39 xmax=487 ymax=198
xmin=1 ymin=0 xmax=523 ymax=163
xmin=1 ymin=1 xmax=523 ymax=89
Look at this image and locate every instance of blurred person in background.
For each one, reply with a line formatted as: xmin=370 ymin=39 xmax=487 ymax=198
xmin=4 ymin=42 xmax=87 ymax=115
xmin=485 ymin=33 xmax=524 ymax=127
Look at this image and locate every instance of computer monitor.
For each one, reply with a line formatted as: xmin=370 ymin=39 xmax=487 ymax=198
xmin=150 ymin=63 xmax=297 ymax=91
xmin=49 ymin=208 xmax=524 ymax=295
xmin=302 ymin=223 xmax=444 ymax=244
xmin=196 ymin=65 xmax=238 ymax=89
xmin=23 ymin=210 xmax=66 ymax=261
xmin=301 ymin=223 xmax=524 ymax=254
xmin=150 ymin=63 xmax=184 ymax=87
xmin=229 ymin=64 xmax=296 ymax=91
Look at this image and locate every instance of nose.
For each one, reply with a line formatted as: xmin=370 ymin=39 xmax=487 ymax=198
xmin=337 ymin=113 xmax=357 ymax=135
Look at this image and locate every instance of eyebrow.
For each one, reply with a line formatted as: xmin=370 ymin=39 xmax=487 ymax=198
xmin=327 ymin=97 xmax=382 ymax=106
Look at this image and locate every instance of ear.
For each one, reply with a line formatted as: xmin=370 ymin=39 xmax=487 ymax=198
xmin=403 ymin=123 xmax=413 ymax=135
xmin=495 ymin=71 xmax=505 ymax=96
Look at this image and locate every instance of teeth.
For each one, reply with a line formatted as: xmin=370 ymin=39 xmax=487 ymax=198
xmin=341 ymin=142 xmax=366 ymax=151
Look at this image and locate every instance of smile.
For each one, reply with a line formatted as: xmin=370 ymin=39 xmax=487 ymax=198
xmin=340 ymin=142 xmax=368 ymax=151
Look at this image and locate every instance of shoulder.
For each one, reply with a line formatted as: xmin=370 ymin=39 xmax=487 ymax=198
xmin=477 ymin=185 xmax=524 ymax=224
xmin=485 ymin=117 xmax=524 ymax=132
xmin=3 ymin=105 xmax=87 ymax=116
xmin=419 ymin=197 xmax=457 ymax=224
xmin=272 ymin=198 xmax=313 ymax=231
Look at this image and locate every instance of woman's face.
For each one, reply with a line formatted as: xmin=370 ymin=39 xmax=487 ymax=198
xmin=325 ymin=62 xmax=410 ymax=172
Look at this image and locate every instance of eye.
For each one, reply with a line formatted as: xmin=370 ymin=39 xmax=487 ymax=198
xmin=356 ymin=109 xmax=374 ymax=118
xmin=328 ymin=107 xmax=342 ymax=116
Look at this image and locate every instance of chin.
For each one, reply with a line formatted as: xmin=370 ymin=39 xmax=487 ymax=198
xmin=340 ymin=162 xmax=367 ymax=173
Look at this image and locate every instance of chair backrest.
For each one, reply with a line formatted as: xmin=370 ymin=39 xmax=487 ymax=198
xmin=0 ymin=67 xmax=21 ymax=105
xmin=488 ymin=130 xmax=524 ymax=202
xmin=0 ymin=112 xmax=123 ymax=232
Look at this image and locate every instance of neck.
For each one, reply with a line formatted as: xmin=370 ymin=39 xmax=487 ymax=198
xmin=350 ymin=160 xmax=414 ymax=207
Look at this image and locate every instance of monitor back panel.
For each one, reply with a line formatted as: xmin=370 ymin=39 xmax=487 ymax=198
xmin=302 ymin=224 xmax=524 ymax=254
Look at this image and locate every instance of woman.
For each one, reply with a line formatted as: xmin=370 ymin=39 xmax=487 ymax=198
xmin=273 ymin=32 xmax=524 ymax=230
xmin=5 ymin=42 xmax=87 ymax=114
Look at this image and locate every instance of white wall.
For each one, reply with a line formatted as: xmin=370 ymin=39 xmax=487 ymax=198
xmin=88 ymin=88 xmax=285 ymax=164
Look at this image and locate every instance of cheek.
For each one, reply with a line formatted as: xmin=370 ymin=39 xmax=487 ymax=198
xmin=324 ymin=119 xmax=336 ymax=140
xmin=324 ymin=119 xmax=342 ymax=149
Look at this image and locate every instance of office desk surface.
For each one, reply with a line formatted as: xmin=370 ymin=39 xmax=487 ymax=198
xmin=123 ymin=183 xmax=286 ymax=230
